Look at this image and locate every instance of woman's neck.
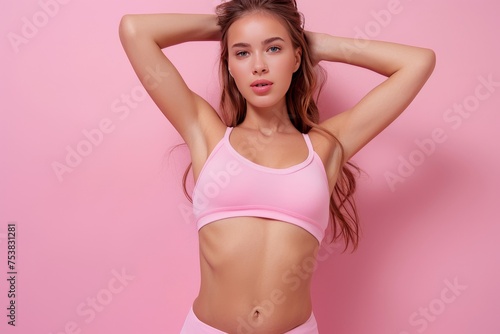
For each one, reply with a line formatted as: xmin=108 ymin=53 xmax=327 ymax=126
xmin=241 ymin=102 xmax=296 ymax=134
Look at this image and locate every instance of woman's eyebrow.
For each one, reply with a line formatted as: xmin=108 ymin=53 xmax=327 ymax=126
xmin=231 ymin=36 xmax=285 ymax=48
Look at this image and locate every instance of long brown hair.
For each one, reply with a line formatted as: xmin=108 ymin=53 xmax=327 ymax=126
xmin=184 ymin=0 xmax=360 ymax=251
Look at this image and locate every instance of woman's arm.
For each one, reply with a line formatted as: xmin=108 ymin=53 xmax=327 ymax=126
xmin=118 ymin=14 xmax=223 ymax=147
xmin=307 ymin=32 xmax=436 ymax=161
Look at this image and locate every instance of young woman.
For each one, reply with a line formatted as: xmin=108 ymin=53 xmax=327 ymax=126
xmin=119 ymin=0 xmax=435 ymax=333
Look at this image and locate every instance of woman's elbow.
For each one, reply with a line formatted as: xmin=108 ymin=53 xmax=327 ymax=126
xmin=119 ymin=14 xmax=139 ymax=41
xmin=420 ymin=48 xmax=437 ymax=75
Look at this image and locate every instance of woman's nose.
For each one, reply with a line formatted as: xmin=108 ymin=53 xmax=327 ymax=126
xmin=252 ymin=56 xmax=268 ymax=74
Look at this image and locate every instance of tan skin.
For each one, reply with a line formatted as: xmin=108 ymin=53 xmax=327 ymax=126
xmin=119 ymin=10 xmax=435 ymax=333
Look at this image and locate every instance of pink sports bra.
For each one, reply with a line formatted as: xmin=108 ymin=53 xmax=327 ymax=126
xmin=192 ymin=127 xmax=330 ymax=243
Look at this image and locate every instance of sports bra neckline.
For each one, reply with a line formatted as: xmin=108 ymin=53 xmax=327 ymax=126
xmin=225 ymin=126 xmax=314 ymax=174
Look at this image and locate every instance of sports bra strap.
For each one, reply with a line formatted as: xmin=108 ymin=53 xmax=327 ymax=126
xmin=302 ymin=132 xmax=313 ymax=153
xmin=224 ymin=126 xmax=233 ymax=140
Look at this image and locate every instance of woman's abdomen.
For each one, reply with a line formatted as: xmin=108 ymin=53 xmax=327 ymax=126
xmin=194 ymin=217 xmax=319 ymax=333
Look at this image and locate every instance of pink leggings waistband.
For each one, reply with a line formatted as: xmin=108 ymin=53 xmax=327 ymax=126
xmin=180 ymin=307 xmax=319 ymax=334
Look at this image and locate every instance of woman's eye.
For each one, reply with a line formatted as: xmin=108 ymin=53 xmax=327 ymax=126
xmin=236 ymin=51 xmax=249 ymax=57
xmin=268 ymin=46 xmax=281 ymax=53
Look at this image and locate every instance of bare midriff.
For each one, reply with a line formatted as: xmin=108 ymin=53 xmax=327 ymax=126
xmin=193 ymin=216 xmax=320 ymax=333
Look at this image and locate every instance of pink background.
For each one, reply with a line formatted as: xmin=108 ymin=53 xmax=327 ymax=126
xmin=1 ymin=0 xmax=499 ymax=333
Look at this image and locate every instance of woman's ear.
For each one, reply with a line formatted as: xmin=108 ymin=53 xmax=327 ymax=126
xmin=294 ymin=47 xmax=302 ymax=72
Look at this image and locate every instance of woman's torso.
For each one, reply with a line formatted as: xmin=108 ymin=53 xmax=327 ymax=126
xmin=190 ymin=125 xmax=339 ymax=333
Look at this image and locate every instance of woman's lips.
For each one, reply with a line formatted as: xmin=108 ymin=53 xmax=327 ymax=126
xmin=251 ymin=80 xmax=273 ymax=94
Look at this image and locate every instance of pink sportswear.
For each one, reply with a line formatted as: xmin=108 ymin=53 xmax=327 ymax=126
xmin=180 ymin=307 xmax=319 ymax=333
xmin=192 ymin=127 xmax=330 ymax=243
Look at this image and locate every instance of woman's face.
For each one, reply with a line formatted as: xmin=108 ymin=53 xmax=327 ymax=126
xmin=227 ymin=12 xmax=301 ymax=111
